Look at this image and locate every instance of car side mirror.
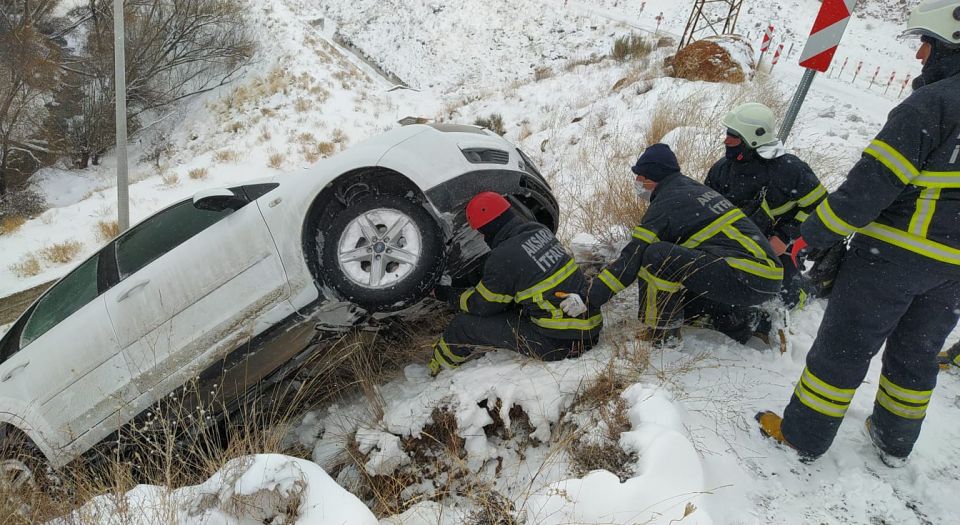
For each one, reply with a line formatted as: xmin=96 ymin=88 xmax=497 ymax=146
xmin=192 ymin=188 xmax=247 ymax=212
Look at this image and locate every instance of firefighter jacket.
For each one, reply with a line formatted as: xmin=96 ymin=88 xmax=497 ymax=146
xmin=440 ymin=216 xmax=603 ymax=340
xmin=801 ymin=55 xmax=960 ymax=278
xmin=705 ymin=153 xmax=826 ymax=242
xmin=588 ymin=171 xmax=783 ymax=306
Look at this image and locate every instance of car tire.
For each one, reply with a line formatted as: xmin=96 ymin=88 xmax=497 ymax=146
xmin=0 ymin=426 xmax=46 ymax=492
xmin=319 ymin=193 xmax=443 ymax=312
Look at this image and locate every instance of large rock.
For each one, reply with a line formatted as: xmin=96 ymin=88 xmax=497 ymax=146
xmin=671 ymin=35 xmax=756 ymax=84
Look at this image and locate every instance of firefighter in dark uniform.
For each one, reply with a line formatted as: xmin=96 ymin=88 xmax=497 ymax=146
xmin=757 ymin=0 xmax=960 ymax=466
xmin=427 ymin=192 xmax=602 ymax=375
xmin=706 ymin=102 xmax=827 ymax=309
xmin=583 ymin=143 xmax=782 ymax=346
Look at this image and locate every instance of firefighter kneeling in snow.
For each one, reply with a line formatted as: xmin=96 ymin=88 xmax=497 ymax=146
xmin=757 ymin=0 xmax=960 ymax=466
xmin=581 ymin=143 xmax=783 ymax=347
xmin=427 ymin=192 xmax=602 ymax=375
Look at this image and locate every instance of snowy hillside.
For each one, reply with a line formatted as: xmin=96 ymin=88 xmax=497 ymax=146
xmin=5 ymin=0 xmax=960 ymax=523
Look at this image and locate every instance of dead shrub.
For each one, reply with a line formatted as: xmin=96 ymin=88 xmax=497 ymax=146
xmin=95 ymin=220 xmax=120 ymax=242
xmin=563 ymin=364 xmax=636 ymax=481
xmin=564 ymin=54 xmax=604 ymax=71
xmin=610 ymin=34 xmax=655 ymax=62
xmin=38 ymin=240 xmax=83 ymax=264
xmin=9 ymin=254 xmax=41 ymax=278
xmin=268 ymin=152 xmax=285 ymax=169
xmin=672 ymin=36 xmax=754 ymax=83
xmin=533 ymin=66 xmax=553 ymax=81
xmin=160 ymin=171 xmax=180 ymax=186
xmin=293 ymin=97 xmax=312 ymax=112
xmin=0 ymin=188 xmax=46 ymax=220
xmin=214 ymin=149 xmax=240 ymax=163
xmin=330 ymin=128 xmax=348 ymax=144
xmin=474 ymin=114 xmax=506 ymax=136
xmin=188 ymin=167 xmax=209 ymax=180
xmin=0 ymin=215 xmax=26 ymax=235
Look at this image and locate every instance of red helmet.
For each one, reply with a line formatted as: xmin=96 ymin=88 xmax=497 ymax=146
xmin=466 ymin=192 xmax=511 ymax=230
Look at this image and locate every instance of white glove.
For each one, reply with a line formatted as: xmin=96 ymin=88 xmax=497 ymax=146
xmin=559 ymin=294 xmax=587 ymax=317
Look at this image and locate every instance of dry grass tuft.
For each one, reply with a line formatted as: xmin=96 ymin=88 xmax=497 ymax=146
xmin=95 ymin=220 xmax=120 ymax=243
xmin=160 ymin=171 xmax=180 ymax=187
xmin=214 ymin=150 xmax=240 ymax=163
xmin=0 ymin=215 xmax=25 ymax=235
xmin=474 ymin=114 xmax=506 ymax=136
xmin=533 ymin=66 xmax=553 ymax=81
xmin=564 ymin=53 xmax=605 ymax=71
xmin=268 ymin=152 xmax=286 ymax=169
xmin=293 ymin=97 xmax=312 ymax=112
xmin=9 ymin=254 xmax=41 ymax=278
xmin=38 ymin=241 xmax=83 ymax=265
xmin=330 ymin=128 xmax=348 ymax=145
xmin=563 ymin=361 xmax=636 ymax=481
xmin=610 ymin=34 xmax=656 ymax=62
xmin=188 ymin=167 xmax=209 ymax=180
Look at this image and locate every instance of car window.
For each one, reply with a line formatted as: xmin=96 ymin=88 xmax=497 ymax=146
xmin=20 ymin=255 xmax=100 ymax=348
xmin=115 ymin=200 xmax=235 ymax=279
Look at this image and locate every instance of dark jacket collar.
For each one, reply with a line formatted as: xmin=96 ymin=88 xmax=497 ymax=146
xmin=914 ymin=44 xmax=960 ymax=89
xmin=489 ymin=214 xmax=529 ymax=248
xmin=650 ymin=171 xmax=683 ymax=202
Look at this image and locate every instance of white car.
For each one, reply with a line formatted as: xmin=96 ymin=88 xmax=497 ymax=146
xmin=0 ymin=124 xmax=557 ymax=478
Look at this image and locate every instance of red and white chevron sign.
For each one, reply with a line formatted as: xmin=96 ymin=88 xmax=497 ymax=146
xmin=761 ymin=24 xmax=774 ymax=52
xmin=798 ymin=0 xmax=857 ymax=72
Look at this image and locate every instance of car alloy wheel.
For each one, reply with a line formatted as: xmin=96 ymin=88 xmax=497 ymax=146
xmin=0 ymin=458 xmax=34 ymax=490
xmin=336 ymin=208 xmax=424 ymax=289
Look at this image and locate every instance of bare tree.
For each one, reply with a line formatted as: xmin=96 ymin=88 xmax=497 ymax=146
xmin=0 ymin=0 xmax=63 ymax=194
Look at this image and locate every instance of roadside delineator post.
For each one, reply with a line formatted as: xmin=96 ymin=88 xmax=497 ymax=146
xmin=884 ymin=71 xmax=896 ymax=94
xmin=779 ymin=0 xmax=857 ymax=142
xmin=899 ymin=74 xmax=912 ymax=98
xmin=867 ymin=66 xmax=881 ymax=88
xmin=770 ymin=43 xmax=784 ymax=72
xmin=852 ymin=60 xmax=863 ymax=83
xmin=759 ymin=23 xmax=775 ymax=65
xmin=833 ymin=57 xmax=848 ymax=79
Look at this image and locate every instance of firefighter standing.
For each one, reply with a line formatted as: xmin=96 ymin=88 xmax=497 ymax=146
xmin=582 ymin=143 xmax=783 ymax=347
xmin=757 ymin=0 xmax=960 ymax=466
xmin=706 ymin=102 xmax=827 ymax=309
xmin=428 ymin=192 xmax=602 ymax=375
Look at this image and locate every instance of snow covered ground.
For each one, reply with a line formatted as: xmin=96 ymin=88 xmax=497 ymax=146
xmin=7 ymin=0 xmax=960 ymax=523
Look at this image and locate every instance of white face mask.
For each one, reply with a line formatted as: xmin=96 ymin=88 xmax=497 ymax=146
xmin=635 ymin=180 xmax=652 ymax=201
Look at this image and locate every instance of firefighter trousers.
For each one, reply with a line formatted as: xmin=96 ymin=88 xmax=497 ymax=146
xmin=441 ymin=309 xmax=594 ymax=363
xmin=639 ymin=242 xmax=780 ymax=332
xmin=781 ymin=247 xmax=960 ymax=458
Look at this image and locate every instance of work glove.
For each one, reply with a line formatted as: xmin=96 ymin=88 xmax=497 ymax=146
xmin=557 ymin=293 xmax=588 ymax=317
xmin=789 ymin=237 xmax=808 ymax=268
xmin=806 ymin=241 xmax=847 ymax=298
xmin=768 ymin=235 xmax=787 ymax=257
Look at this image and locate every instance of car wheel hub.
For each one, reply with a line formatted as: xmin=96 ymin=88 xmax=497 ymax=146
xmin=0 ymin=459 xmax=34 ymax=490
xmin=337 ymin=208 xmax=423 ymax=289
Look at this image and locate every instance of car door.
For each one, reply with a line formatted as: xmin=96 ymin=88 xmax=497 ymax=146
xmin=103 ymin=185 xmax=289 ymax=393
xmin=0 ymin=250 xmax=136 ymax=448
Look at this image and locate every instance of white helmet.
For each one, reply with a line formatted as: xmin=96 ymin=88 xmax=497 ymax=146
xmin=722 ymin=103 xmax=777 ymax=148
xmin=903 ymin=0 xmax=960 ymax=45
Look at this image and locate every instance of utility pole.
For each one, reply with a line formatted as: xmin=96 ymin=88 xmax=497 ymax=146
xmin=678 ymin=0 xmax=743 ymax=52
xmin=114 ymin=0 xmax=129 ymax=231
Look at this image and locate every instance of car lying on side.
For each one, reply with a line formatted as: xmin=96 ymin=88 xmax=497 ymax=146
xmin=0 ymin=124 xmax=558 ymax=480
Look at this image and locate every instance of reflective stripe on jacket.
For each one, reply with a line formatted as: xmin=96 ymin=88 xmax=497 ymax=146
xmin=589 ymin=172 xmax=783 ymax=306
xmin=705 ymin=153 xmax=826 ymax=242
xmin=447 ymin=217 xmax=602 ymax=340
xmin=801 ymin=68 xmax=960 ymax=277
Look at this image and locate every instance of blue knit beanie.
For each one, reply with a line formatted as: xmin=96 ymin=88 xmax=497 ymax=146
xmin=631 ymin=143 xmax=681 ymax=182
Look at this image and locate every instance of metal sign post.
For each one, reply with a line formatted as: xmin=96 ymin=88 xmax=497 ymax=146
xmin=114 ymin=0 xmax=129 ymax=231
xmin=778 ymin=0 xmax=858 ymax=142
